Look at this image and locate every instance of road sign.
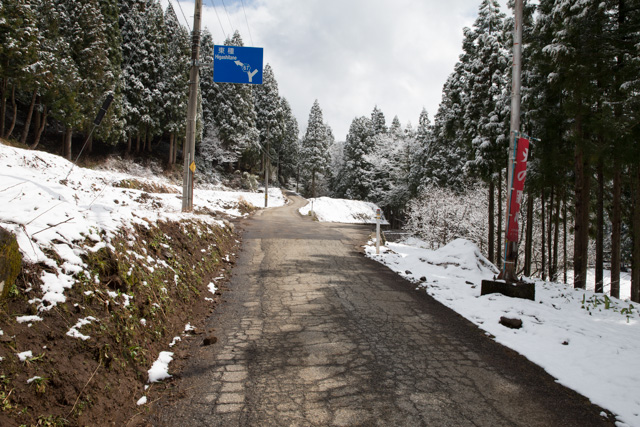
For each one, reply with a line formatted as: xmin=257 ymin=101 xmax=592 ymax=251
xmin=213 ymin=45 xmax=263 ymax=84
xmin=189 ymin=161 xmax=196 ymax=173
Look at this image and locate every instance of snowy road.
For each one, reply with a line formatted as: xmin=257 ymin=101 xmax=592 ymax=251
xmin=150 ymin=194 xmax=611 ymax=426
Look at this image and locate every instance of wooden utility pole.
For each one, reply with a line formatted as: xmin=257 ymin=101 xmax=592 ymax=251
xmin=182 ymin=0 xmax=203 ymax=212
xmin=502 ymin=0 xmax=523 ymax=282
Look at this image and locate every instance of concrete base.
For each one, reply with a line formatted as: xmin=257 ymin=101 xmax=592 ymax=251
xmin=480 ymin=280 xmax=535 ymax=301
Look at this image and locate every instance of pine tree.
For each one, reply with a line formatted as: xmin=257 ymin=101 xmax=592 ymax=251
xmin=371 ymin=105 xmax=387 ymax=135
xmin=300 ymin=100 xmax=331 ymax=197
xmin=162 ymin=3 xmax=189 ymax=166
xmin=119 ymin=0 xmax=166 ymax=154
xmin=408 ymin=108 xmax=432 ymax=195
xmin=278 ymin=97 xmax=300 ymax=184
xmin=254 ymin=64 xmax=285 ymax=177
xmin=0 ymin=0 xmax=39 ymax=138
xmin=339 ymin=115 xmax=375 ymax=200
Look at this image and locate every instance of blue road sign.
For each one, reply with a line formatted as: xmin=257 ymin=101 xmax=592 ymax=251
xmin=213 ymin=45 xmax=263 ymax=85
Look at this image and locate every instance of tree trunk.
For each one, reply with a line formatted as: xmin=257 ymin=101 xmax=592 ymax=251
xmin=0 ymin=77 xmax=6 ymax=136
xmin=168 ymin=133 xmax=174 ymax=168
xmin=4 ymin=85 xmax=17 ymax=139
xmin=552 ymin=189 xmax=560 ymax=282
xmin=488 ymin=180 xmax=495 ymax=264
xmin=611 ymin=165 xmax=622 ymax=298
xmin=30 ymin=106 xmax=47 ymax=149
xmin=548 ymin=187 xmax=554 ymax=281
xmin=20 ymin=89 xmax=38 ymax=145
xmin=173 ymin=136 xmax=179 ymax=164
xmin=574 ymin=143 xmax=590 ymax=289
xmin=496 ymin=169 xmax=503 ymax=268
xmin=126 ymin=135 xmax=132 ymax=157
xmin=63 ymin=127 xmax=73 ymax=160
xmin=34 ymin=98 xmax=41 ymax=133
xmin=541 ymin=188 xmax=546 ymax=281
xmin=524 ymin=192 xmax=534 ymax=276
xmin=595 ymin=159 xmax=604 ymax=293
xmin=135 ymin=134 xmax=140 ymax=153
xmin=563 ymin=190 xmax=568 ymax=283
xmin=312 ymin=171 xmax=316 ymax=198
xmin=633 ymin=165 xmax=640 ymax=303
xmin=147 ymin=131 xmax=152 ymax=153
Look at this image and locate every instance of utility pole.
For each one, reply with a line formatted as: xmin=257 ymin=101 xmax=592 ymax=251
xmin=182 ymin=0 xmax=203 ymax=212
xmin=264 ymin=124 xmax=270 ymax=208
xmin=481 ymin=0 xmax=534 ymax=301
xmin=501 ymin=0 xmax=523 ymax=282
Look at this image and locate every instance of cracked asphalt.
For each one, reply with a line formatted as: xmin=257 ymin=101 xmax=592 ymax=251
xmin=151 ymin=193 xmax=612 ymax=426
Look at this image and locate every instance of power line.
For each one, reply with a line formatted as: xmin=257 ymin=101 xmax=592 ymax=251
xmin=220 ymin=0 xmax=235 ymax=37
xmin=169 ymin=0 xmax=192 ymax=33
xmin=209 ymin=0 xmax=228 ymax=40
xmin=240 ymin=0 xmax=254 ymax=46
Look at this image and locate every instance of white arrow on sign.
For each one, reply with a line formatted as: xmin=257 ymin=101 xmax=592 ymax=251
xmin=234 ymin=60 xmax=259 ymax=83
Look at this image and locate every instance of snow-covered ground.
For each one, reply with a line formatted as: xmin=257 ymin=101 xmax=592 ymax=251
xmin=365 ymin=236 xmax=639 ymax=427
xmin=0 ymin=143 xmax=284 ymax=312
xmin=299 ymin=196 xmax=388 ymax=224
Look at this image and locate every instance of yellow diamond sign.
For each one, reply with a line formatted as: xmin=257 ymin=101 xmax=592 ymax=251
xmin=189 ymin=161 xmax=196 ymax=173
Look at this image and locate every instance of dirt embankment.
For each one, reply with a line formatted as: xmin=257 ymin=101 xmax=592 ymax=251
xmin=0 ymin=215 xmax=243 ymax=426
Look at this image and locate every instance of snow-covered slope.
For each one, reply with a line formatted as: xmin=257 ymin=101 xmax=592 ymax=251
xmin=0 ymin=143 xmax=284 ymax=311
xmin=366 ymin=237 xmax=639 ymax=427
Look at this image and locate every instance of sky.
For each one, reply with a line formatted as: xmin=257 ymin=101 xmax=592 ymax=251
xmin=160 ymin=0 xmax=512 ymax=139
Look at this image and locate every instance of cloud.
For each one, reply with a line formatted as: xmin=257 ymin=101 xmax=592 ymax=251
xmin=163 ymin=0 xmax=511 ymax=139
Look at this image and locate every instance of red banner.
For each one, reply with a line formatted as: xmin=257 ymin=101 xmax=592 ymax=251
xmin=506 ymin=137 xmax=530 ymax=242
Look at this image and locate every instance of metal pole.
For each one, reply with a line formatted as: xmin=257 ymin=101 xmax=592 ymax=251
xmin=264 ymin=125 xmax=270 ymax=208
xmin=182 ymin=0 xmax=203 ymax=212
xmin=376 ymin=208 xmax=381 ymax=255
xmin=501 ymin=0 xmax=523 ymax=281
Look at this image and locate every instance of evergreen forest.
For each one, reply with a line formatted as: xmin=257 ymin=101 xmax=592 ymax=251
xmin=1 ymin=0 xmax=640 ymax=301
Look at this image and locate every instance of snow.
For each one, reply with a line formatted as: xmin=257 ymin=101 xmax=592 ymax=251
xmin=66 ymin=316 xmax=97 ymax=341
xmin=17 ymin=351 xmax=32 ymax=362
xmin=148 ymin=351 xmax=173 ymax=383
xmin=16 ymin=315 xmax=42 ymax=324
xmin=137 ymin=396 xmax=147 ymax=405
xmin=0 ymin=143 xmax=283 ymax=314
xmin=365 ymin=236 xmax=639 ymax=427
xmin=299 ymin=197 xmax=388 ymax=224
xmin=26 ymin=376 xmax=41 ymax=384
xmin=208 ymin=282 xmax=218 ymax=295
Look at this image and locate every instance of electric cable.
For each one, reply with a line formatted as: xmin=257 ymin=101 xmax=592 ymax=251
xmin=240 ymin=0 xmax=254 ymax=46
xmin=209 ymin=0 xmax=229 ymax=40
xmin=168 ymin=0 xmax=192 ymax=32
xmin=220 ymin=0 xmax=236 ymax=36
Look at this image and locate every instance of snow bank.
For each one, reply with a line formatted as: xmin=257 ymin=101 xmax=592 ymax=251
xmin=299 ymin=197 xmax=388 ymax=224
xmin=366 ymin=237 xmax=640 ymax=426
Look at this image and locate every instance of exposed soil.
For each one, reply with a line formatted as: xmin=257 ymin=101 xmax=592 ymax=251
xmin=0 ymin=213 xmax=245 ymax=426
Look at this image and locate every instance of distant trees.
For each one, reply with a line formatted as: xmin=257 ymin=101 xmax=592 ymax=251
xmin=326 ymin=0 xmax=640 ymax=302
xmin=300 ymin=100 xmax=332 ymax=197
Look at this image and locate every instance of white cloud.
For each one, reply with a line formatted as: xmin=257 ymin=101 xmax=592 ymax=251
xmin=163 ymin=0 xmax=511 ymax=139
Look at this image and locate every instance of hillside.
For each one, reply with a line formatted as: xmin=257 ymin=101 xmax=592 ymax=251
xmin=0 ymin=141 xmax=284 ymax=426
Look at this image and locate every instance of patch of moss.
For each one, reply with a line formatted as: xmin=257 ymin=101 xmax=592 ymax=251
xmin=0 ymin=227 xmax=22 ymax=300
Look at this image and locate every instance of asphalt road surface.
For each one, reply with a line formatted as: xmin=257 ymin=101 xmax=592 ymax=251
xmin=151 ymin=193 xmax=612 ymax=426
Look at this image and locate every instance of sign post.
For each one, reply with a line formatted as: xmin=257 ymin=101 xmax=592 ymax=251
xmin=376 ymin=209 xmax=381 ymax=255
